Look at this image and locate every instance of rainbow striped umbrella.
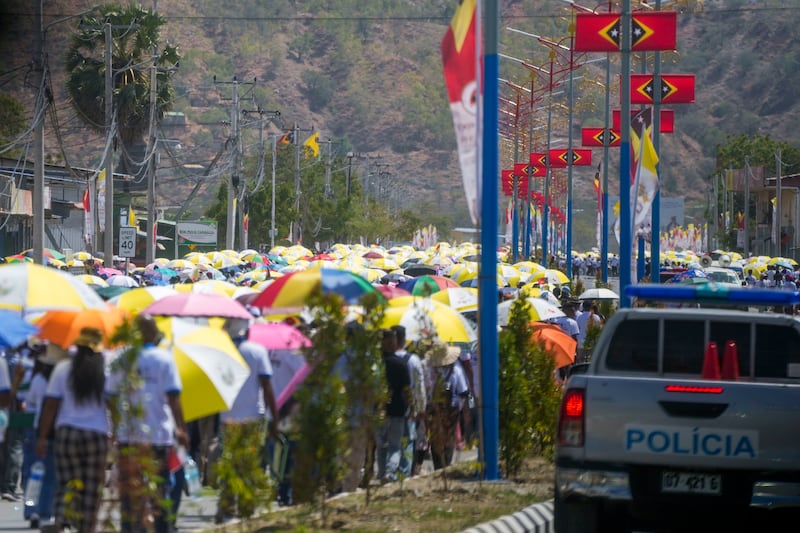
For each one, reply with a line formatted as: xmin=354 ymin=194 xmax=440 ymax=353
xmin=397 ymin=275 xmax=460 ymax=296
xmin=251 ymin=266 xmax=378 ymax=311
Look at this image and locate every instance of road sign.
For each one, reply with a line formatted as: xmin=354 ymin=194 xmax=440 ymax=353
xmin=119 ymin=227 xmax=136 ymax=258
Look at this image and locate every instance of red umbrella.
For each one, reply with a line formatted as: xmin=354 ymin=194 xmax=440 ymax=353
xmin=142 ymin=292 xmax=252 ymax=320
xmin=362 ymin=250 xmax=384 ymax=259
xmin=374 ymin=285 xmax=412 ymax=300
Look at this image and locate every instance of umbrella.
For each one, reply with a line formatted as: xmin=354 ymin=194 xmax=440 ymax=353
xmin=68 ymin=251 xmax=94 ymax=262
xmin=529 ymin=321 xmax=576 ymax=369
xmin=578 ymin=288 xmax=620 ymax=300
xmin=5 ymin=254 xmax=33 ymax=264
xmin=403 ymin=264 xmax=438 ymax=278
xmin=0 ymin=310 xmax=38 ymax=349
xmin=497 ymin=297 xmax=565 ymax=327
xmin=94 ymin=285 xmax=131 ymax=301
xmin=251 ymin=266 xmax=379 ymax=310
xmin=381 ymin=296 xmax=476 ymax=343
xmin=142 ymin=292 xmax=252 ymax=320
xmin=531 ymin=269 xmax=570 ymax=286
xmin=0 ymin=263 xmax=107 ymax=315
xmin=78 ymin=274 xmax=109 ymax=288
xmin=397 ymin=275 xmax=460 ymax=296
xmin=97 ymin=267 xmax=124 ymax=278
xmin=21 ymin=248 xmax=66 ymax=261
xmin=374 ymin=285 xmax=412 ymax=300
xmin=430 ymin=287 xmax=478 ymax=313
xmin=362 ymin=250 xmax=384 ymax=259
xmin=108 ymin=286 xmax=178 ymax=315
xmin=174 ymin=279 xmax=237 ymax=297
xmin=108 ymin=275 xmax=140 ymax=288
xmin=35 ymin=305 xmax=128 ymax=349
xmin=248 ymin=322 xmax=312 ymax=351
xmin=158 ymin=317 xmax=250 ymax=422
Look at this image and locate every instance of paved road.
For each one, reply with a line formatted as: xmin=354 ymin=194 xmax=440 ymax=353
xmin=0 ymin=447 xmax=479 ymax=533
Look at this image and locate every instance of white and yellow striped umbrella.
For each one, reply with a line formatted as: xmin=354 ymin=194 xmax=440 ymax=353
xmin=0 ymin=263 xmax=106 ymax=315
xmin=77 ymin=274 xmax=109 ymax=288
xmin=381 ymin=296 xmax=476 ymax=344
xmin=108 ymin=285 xmax=178 ymax=316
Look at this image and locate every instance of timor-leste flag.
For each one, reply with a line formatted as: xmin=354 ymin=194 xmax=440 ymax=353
xmin=581 ymin=127 xmax=621 ymax=147
xmin=442 ymin=0 xmax=479 ymax=224
xmin=515 ymin=161 xmax=546 ymax=177
xmin=575 ymin=11 xmax=677 ymax=52
xmin=628 ymin=74 xmax=695 ymax=104
xmin=548 ymin=149 xmax=592 ymax=168
xmin=530 ymin=152 xmax=547 ymax=169
xmin=613 ymin=109 xmax=674 ymax=133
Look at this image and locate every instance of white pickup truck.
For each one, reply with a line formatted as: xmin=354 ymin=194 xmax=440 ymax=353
xmin=554 ymin=284 xmax=800 ymax=532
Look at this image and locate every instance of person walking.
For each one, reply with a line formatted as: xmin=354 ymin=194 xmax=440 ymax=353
xmin=377 ymin=329 xmax=410 ymax=483
xmin=36 ymin=327 xmax=109 ymax=533
xmin=20 ymin=344 xmax=67 ymax=528
xmin=106 ymin=314 xmax=189 ymax=533
xmin=391 ymin=325 xmax=425 ymax=478
xmin=215 ymin=318 xmax=279 ymax=523
xmin=425 ymin=341 xmax=469 ymax=470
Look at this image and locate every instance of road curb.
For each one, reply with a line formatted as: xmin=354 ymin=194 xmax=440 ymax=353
xmin=461 ymin=500 xmax=554 ymax=533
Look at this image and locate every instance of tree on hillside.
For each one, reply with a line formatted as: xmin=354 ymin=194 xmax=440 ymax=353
xmin=0 ymin=93 xmax=26 ymax=157
xmin=65 ymin=3 xmax=180 ymax=178
xmin=715 ymin=134 xmax=800 ymax=172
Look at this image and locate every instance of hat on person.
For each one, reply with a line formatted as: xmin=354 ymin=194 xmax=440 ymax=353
xmin=73 ymin=327 xmax=103 ymax=351
xmin=426 ymin=341 xmax=461 ymax=367
xmin=39 ymin=343 xmax=70 ymax=365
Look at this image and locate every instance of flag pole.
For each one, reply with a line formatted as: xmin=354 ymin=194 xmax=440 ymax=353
xmin=479 ymin=0 xmax=500 ymax=481
xmin=619 ymin=0 xmax=633 ymax=307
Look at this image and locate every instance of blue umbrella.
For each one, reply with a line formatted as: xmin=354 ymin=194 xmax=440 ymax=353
xmin=667 ymin=269 xmax=708 ymax=284
xmin=0 ymin=310 xmax=38 ymax=349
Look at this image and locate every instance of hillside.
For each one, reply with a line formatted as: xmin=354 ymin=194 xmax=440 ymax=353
xmin=2 ymin=0 xmax=799 ymax=249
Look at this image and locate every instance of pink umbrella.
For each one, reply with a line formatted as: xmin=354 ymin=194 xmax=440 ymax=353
xmin=248 ymin=322 xmax=312 ymax=350
xmin=142 ymin=292 xmax=252 ymax=319
xmin=98 ymin=267 xmax=124 ymax=278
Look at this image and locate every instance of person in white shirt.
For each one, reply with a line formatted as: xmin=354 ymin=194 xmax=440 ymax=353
xmin=37 ymin=328 xmax=109 ymax=533
xmin=575 ymin=302 xmax=603 ymax=364
xmin=20 ymin=344 xmax=67 ymax=528
xmin=215 ymin=318 xmax=278 ymax=523
xmin=106 ymin=314 xmax=188 ymax=533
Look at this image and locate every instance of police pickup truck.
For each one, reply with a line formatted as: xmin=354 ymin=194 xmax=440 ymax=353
xmin=554 ymin=284 xmax=800 ymax=532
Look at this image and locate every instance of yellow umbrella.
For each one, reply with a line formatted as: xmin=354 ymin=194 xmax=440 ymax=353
xmin=513 ymin=260 xmax=546 ymax=274
xmin=77 ymin=274 xmax=109 ymax=287
xmin=382 ymin=296 xmax=476 ymax=343
xmin=531 ymin=268 xmax=570 ymax=286
xmin=430 ymin=287 xmax=478 ymax=313
xmin=174 ymin=279 xmax=237 ymax=297
xmin=168 ymin=259 xmax=195 ymax=270
xmin=68 ymin=251 xmax=94 ymax=262
xmin=156 ymin=317 xmax=250 ymax=422
xmin=0 ymin=263 xmax=106 ymax=315
xmin=184 ymin=252 xmax=211 ymax=265
xmin=213 ymin=256 xmax=245 ymax=270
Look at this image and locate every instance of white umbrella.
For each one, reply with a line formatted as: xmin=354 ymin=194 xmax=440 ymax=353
xmin=578 ymin=288 xmax=619 ymax=300
xmin=497 ymin=297 xmax=565 ymax=327
xmin=108 ymin=274 xmax=140 ymax=287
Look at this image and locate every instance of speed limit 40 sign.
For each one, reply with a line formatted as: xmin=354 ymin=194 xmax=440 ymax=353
xmin=119 ymin=227 xmax=137 ymax=258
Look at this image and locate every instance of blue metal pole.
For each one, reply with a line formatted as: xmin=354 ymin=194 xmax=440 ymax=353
xmin=601 ymin=51 xmax=610 ymax=285
xmin=566 ymin=37 xmax=575 ymax=280
xmin=620 ymin=0 xmax=633 ymax=307
xmin=479 ymin=0 xmax=500 ymax=481
xmin=651 ymin=0 xmax=662 ymax=281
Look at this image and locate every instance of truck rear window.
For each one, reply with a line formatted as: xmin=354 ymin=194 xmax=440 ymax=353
xmin=605 ymin=317 xmax=800 ymax=379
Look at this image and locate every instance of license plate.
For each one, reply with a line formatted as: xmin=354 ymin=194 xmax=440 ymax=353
xmin=661 ymin=471 xmax=721 ymax=495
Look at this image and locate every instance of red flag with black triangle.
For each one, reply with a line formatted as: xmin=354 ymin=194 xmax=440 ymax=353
xmin=628 ymin=74 xmax=695 ymax=104
xmin=581 ymin=128 xmax=621 ymax=147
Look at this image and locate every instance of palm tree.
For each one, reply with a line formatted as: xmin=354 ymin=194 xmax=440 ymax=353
xmin=65 ymin=3 xmax=179 ymax=181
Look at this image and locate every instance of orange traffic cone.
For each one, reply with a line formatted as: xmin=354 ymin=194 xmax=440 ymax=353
xmin=702 ymin=341 xmax=721 ymax=380
xmin=721 ymin=340 xmax=740 ymax=380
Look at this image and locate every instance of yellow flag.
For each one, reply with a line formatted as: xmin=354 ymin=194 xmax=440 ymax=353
xmin=303 ymin=132 xmax=319 ymax=157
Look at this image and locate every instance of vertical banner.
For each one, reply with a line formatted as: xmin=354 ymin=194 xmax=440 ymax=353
xmin=96 ymin=169 xmax=106 ymax=232
xmin=83 ymin=187 xmax=93 ymax=248
xmin=442 ymin=0 xmax=479 ymax=223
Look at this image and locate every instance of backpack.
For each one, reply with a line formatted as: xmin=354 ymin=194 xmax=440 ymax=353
xmin=429 ymin=365 xmax=458 ymax=416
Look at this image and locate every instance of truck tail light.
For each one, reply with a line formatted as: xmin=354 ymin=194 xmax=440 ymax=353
xmin=558 ymin=388 xmax=585 ymax=447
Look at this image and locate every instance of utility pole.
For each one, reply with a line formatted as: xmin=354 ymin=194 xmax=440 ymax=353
xmin=32 ymin=1 xmax=45 ymax=265
xmin=146 ymin=0 xmax=158 ymax=264
xmin=293 ymin=122 xmax=301 ymax=243
xmin=104 ymin=21 xmax=114 ymax=268
xmin=271 ymin=135 xmax=277 ymax=248
xmin=324 ymin=139 xmax=333 ymax=199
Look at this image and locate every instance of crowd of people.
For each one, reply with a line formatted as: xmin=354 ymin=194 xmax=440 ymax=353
xmin=0 ymin=313 xmax=482 ymax=532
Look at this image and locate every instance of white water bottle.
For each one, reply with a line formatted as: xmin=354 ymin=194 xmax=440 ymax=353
xmin=24 ymin=461 xmax=45 ymax=508
xmin=179 ymin=447 xmax=202 ymax=497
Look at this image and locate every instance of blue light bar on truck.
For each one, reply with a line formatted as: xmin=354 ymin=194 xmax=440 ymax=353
xmin=625 ymin=283 xmax=800 ymax=305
